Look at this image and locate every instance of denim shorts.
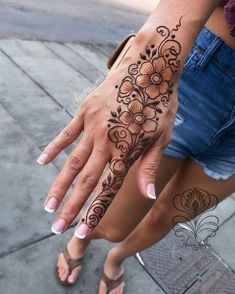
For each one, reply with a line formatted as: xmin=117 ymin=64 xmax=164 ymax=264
xmin=163 ymin=26 xmax=235 ymax=180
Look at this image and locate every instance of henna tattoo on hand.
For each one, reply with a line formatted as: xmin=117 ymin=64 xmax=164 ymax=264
xmin=172 ymin=187 xmax=219 ymax=249
xmin=82 ymin=17 xmax=183 ymax=229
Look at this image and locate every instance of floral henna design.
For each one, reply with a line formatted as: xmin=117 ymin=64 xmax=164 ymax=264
xmin=82 ymin=17 xmax=183 ymax=229
xmin=136 ymin=56 xmax=174 ymax=98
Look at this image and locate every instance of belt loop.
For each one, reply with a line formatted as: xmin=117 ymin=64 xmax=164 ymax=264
xmin=195 ymin=36 xmax=223 ymax=71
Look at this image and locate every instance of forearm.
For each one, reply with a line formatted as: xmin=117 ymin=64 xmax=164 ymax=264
xmin=132 ymin=0 xmax=222 ymax=72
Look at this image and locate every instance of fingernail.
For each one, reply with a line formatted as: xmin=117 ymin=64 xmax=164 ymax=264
xmin=37 ymin=153 xmax=49 ymax=165
xmin=147 ymin=183 xmax=156 ymax=199
xmin=51 ymin=219 xmax=66 ymax=235
xmin=74 ymin=223 xmax=90 ymax=239
xmin=45 ymin=197 xmax=57 ymax=213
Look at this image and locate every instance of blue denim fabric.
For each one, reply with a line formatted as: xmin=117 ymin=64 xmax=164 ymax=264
xmin=163 ymin=26 xmax=235 ymax=180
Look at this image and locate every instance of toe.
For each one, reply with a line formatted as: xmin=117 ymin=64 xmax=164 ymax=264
xmin=110 ymin=282 xmax=125 ymax=294
xmin=57 ymin=254 xmax=63 ymax=272
xmin=58 ymin=253 xmax=69 ymax=281
xmin=98 ymin=280 xmax=108 ymax=294
xmin=118 ymin=283 xmax=125 ymax=294
xmin=67 ymin=266 xmax=81 ymax=284
xmin=60 ymin=268 xmax=68 ymax=281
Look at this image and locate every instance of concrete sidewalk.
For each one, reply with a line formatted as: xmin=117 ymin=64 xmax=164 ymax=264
xmin=0 ymin=0 xmax=153 ymax=44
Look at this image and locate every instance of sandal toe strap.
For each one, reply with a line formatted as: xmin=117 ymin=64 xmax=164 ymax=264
xmin=101 ymin=271 xmax=124 ymax=293
xmin=62 ymin=246 xmax=83 ymax=274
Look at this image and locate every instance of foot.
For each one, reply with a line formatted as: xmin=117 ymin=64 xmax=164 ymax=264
xmin=56 ymin=236 xmax=90 ymax=285
xmin=98 ymin=249 xmax=125 ymax=294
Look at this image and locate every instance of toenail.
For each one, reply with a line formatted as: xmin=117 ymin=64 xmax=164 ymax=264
xmin=68 ymin=276 xmax=75 ymax=283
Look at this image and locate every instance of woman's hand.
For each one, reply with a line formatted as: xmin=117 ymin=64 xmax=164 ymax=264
xmin=39 ymin=20 xmax=182 ymax=238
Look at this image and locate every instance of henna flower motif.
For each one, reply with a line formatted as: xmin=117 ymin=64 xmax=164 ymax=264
xmin=112 ymin=159 xmax=127 ymax=175
xmin=118 ymin=78 xmax=140 ymax=104
xmin=136 ymin=56 xmax=173 ymax=99
xmin=119 ymin=79 xmax=134 ymax=96
xmin=119 ymin=99 xmax=157 ymax=134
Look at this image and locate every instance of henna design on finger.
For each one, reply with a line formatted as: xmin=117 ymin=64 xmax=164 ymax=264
xmin=82 ymin=17 xmax=183 ymax=229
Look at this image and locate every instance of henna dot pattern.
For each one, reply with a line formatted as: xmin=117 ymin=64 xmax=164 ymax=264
xmin=83 ymin=17 xmax=183 ymax=229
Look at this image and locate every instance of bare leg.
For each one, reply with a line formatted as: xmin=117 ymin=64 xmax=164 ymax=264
xmin=57 ymin=154 xmax=185 ymax=284
xmin=99 ymin=158 xmax=235 ymax=293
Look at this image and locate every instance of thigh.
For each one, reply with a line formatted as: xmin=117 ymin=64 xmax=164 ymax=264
xmin=154 ymin=157 xmax=235 ymax=227
xmin=97 ymin=154 xmax=185 ymax=237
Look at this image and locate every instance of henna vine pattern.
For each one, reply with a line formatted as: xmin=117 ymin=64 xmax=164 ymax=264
xmin=82 ymin=17 xmax=183 ymax=228
xmin=172 ymin=187 xmax=219 ymax=250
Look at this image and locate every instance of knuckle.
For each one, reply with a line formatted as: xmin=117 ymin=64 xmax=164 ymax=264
xmin=86 ymin=108 xmax=99 ymax=119
xmin=60 ymin=127 xmax=74 ymax=142
xmin=68 ymin=155 xmax=82 ymax=171
xmin=79 ymin=173 xmax=96 ymax=191
xmin=142 ymin=163 xmax=158 ymax=178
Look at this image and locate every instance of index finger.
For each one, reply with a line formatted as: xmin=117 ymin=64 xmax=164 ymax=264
xmin=37 ymin=114 xmax=84 ymax=164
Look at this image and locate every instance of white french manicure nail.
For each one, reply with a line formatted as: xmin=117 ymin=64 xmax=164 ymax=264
xmin=45 ymin=197 xmax=57 ymax=213
xmin=147 ymin=183 xmax=157 ymax=199
xmin=74 ymin=231 xmax=86 ymax=239
xmin=37 ymin=153 xmax=49 ymax=165
xmin=51 ymin=219 xmax=66 ymax=235
xmin=74 ymin=223 xmax=89 ymax=239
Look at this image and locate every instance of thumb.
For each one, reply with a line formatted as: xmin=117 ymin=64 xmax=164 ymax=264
xmin=137 ymin=144 xmax=164 ymax=200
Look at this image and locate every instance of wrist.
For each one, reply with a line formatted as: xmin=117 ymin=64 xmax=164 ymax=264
xmin=131 ymin=19 xmax=185 ymax=78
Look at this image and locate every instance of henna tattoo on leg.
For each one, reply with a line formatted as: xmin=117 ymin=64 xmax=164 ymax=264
xmin=172 ymin=187 xmax=219 ymax=249
xmin=82 ymin=17 xmax=183 ymax=229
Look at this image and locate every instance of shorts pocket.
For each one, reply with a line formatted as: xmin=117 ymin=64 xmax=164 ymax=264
xmin=173 ymin=112 xmax=184 ymax=129
xmin=182 ymin=46 xmax=203 ymax=72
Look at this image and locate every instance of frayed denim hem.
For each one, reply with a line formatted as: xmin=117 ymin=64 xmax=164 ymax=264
xmin=192 ymin=157 xmax=235 ymax=180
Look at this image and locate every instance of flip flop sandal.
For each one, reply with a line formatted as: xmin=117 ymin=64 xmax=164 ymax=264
xmin=55 ymin=245 xmax=84 ymax=287
xmin=97 ymin=264 xmax=125 ymax=294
